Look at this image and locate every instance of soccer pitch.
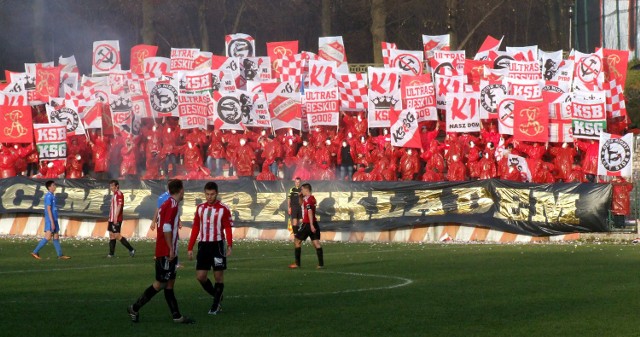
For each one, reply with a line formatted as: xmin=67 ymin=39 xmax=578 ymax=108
xmin=1 ymin=237 xmax=639 ymax=337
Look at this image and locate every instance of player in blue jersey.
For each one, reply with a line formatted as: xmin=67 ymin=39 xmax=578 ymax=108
xmin=31 ymin=181 xmax=71 ymax=260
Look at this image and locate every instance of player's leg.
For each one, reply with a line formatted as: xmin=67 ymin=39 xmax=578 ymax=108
xmin=209 ymin=242 xmax=227 ymax=314
xmin=311 ymin=225 xmax=323 ymax=268
xmin=114 ymin=223 xmax=135 ymax=256
xmin=32 ymin=230 xmax=52 ymax=258
xmin=108 ymin=223 xmax=117 ymax=257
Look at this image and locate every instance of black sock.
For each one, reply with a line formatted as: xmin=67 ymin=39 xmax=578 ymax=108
xmin=133 ymin=285 xmax=159 ymax=312
xmin=164 ymin=288 xmax=181 ymax=319
xmin=201 ymin=278 xmax=216 ymax=297
xmin=294 ymin=247 xmax=301 ymax=266
xmin=316 ymin=247 xmax=324 ymax=267
xmin=109 ymin=239 xmax=116 ymax=255
xmin=212 ymin=283 xmax=224 ymax=308
xmin=120 ymin=237 xmax=134 ymax=251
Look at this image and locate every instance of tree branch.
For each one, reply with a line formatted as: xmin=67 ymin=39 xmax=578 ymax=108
xmin=456 ymin=0 xmax=505 ymax=50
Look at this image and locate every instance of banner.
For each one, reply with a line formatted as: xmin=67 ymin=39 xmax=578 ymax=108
xmin=46 ymin=102 xmax=85 ymax=137
xmin=308 ymin=60 xmax=337 ymax=90
xmin=400 ymin=74 xmax=437 ymax=122
xmin=506 ymin=45 xmax=538 ymax=61
xmin=318 ymin=36 xmax=348 ymax=72
xmin=304 ymin=88 xmax=339 ymax=127
xmin=266 ymin=40 xmax=299 ymax=78
xmin=0 ymin=92 xmax=28 ymax=106
xmin=429 ymin=50 xmax=465 ymax=76
xmin=571 ymin=91 xmax=606 ymax=140
xmin=474 ymin=35 xmax=503 ymax=60
xmin=367 ymin=67 xmax=401 ymax=128
xmin=81 ymin=101 xmax=103 ymax=129
xmin=422 ymin=34 xmax=450 ymax=59
xmin=434 ymin=74 xmax=465 ymax=109
xmin=148 ymin=79 xmax=180 ymax=118
xmin=513 ymin=99 xmax=548 ymax=142
xmin=381 ymin=41 xmax=397 ymax=68
xmin=267 ymin=91 xmax=302 ymax=130
xmin=92 ymin=40 xmax=121 ymax=75
xmin=211 ymin=90 xmax=255 ymax=130
xmin=572 ymin=49 xmax=604 ymax=91
xmin=507 ymin=154 xmax=532 ymax=182
xmin=445 ymin=92 xmax=481 ymax=133
xmin=143 ymin=57 xmax=171 ymax=77
xmin=390 ymin=108 xmax=421 ymax=148
xmin=388 ymin=49 xmax=423 ymax=75
xmin=34 ymin=65 xmax=61 ymax=102
xmin=108 ymin=92 xmax=133 ymax=134
xmin=249 ymin=95 xmax=272 ymax=128
xmin=598 ymin=132 xmax=633 ymax=178
xmin=548 ymin=93 xmax=573 ymax=143
xmin=241 ymin=57 xmax=271 ymax=83
xmin=179 ymin=70 xmax=213 ymax=94
xmin=178 ymin=93 xmax=211 ymax=130
xmin=539 ymin=50 xmax=563 ymax=81
xmin=170 ymin=48 xmax=199 ymax=71
xmin=0 ymin=105 xmax=33 ymax=143
xmin=33 ymin=123 xmax=66 ymax=161
xmin=601 ymin=48 xmax=629 ymax=90
xmin=507 ymin=78 xmax=543 ymax=100
xmin=478 ymin=80 xmax=507 ymax=119
xmin=0 ymin=177 xmax=612 ymax=237
xmin=507 ymin=61 xmax=541 ymax=80
xmin=497 ymin=95 xmax=516 ymax=135
xmin=130 ymin=44 xmax=158 ymax=74
xmin=226 ymin=33 xmax=255 ymax=58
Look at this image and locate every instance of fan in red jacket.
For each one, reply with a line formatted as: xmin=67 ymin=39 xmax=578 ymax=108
xmin=233 ymin=138 xmax=256 ymax=177
xmin=183 ymin=141 xmax=210 ymax=179
xmin=0 ymin=143 xmax=32 ymax=178
xmin=421 ymin=167 xmax=444 ymax=182
xmin=446 ymin=154 xmax=466 ymax=181
xmin=574 ymin=139 xmax=599 ymax=181
xmin=549 ymin=142 xmax=577 ymax=181
xmin=478 ymin=152 xmax=497 ymax=180
xmin=88 ymin=133 xmax=109 ymax=176
xmin=500 ymin=162 xmax=525 ymax=182
xmin=256 ymin=162 xmax=277 ymax=181
xmin=398 ymin=148 xmax=420 ymax=181
xmin=120 ymin=136 xmax=138 ymax=178
xmin=611 ymin=176 xmax=633 ymax=227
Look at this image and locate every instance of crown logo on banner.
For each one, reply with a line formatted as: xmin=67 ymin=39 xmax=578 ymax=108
xmin=110 ymin=96 xmax=132 ymax=112
xmin=371 ymin=96 xmax=399 ymax=109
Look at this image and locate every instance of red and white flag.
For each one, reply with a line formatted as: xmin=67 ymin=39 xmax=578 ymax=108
xmin=0 ymin=91 xmax=28 ymax=106
xmin=34 ymin=123 xmax=66 ymax=161
xmin=390 ymin=108 xmax=421 ymax=148
xmin=506 ymin=78 xmax=543 ymax=100
xmin=337 ymin=72 xmax=368 ymax=111
xmin=211 ymin=90 xmax=255 ymax=130
xmin=130 ymin=44 xmax=158 ymax=74
xmin=0 ymin=105 xmax=33 ymax=143
xmin=601 ymin=48 xmax=629 ymax=89
xmin=445 ymin=92 xmax=480 ymax=133
xmin=308 ymin=60 xmax=337 ymax=90
xmin=506 ymin=45 xmax=538 ymax=62
xmin=147 ymin=79 xmax=180 ymax=118
xmin=267 ymin=41 xmax=298 ymax=78
xmin=507 ymin=61 xmax=541 ymax=80
xmin=225 ymin=33 xmax=255 ymax=58
xmin=92 ymin=40 xmax=121 ymax=75
xmin=601 ymin=79 xmax=627 ymax=118
xmin=178 ymin=92 xmax=211 ymax=130
xmin=81 ymin=101 xmax=103 ymax=129
xmin=474 ymin=35 xmax=503 ymax=60
xmin=304 ymin=87 xmax=339 ymax=127
xmin=318 ymin=36 xmax=348 ymax=72
xmin=389 ymin=49 xmax=423 ymax=75
xmin=434 ymin=74 xmax=466 ymax=109
xmin=429 ymin=50 xmax=465 ymax=77
xmin=381 ymin=42 xmax=397 ymax=68
xmin=34 ymin=65 xmax=61 ymax=102
xmin=497 ymin=95 xmax=517 ymax=135
xmin=422 ymin=34 xmax=450 ymax=59
xmin=59 ymin=55 xmax=79 ymax=74
xmin=267 ymin=92 xmax=301 ymax=130
xmin=367 ymin=67 xmax=401 ymax=128
xmin=547 ymin=93 xmax=573 ymax=143
xmin=143 ymin=57 xmax=171 ymax=77
xmin=46 ymin=101 xmax=85 ymax=136
xmin=572 ymin=49 xmax=605 ymax=91
xmin=598 ymin=132 xmax=633 ymax=178
xmin=571 ymin=91 xmax=606 ymax=140
xmin=512 ymin=99 xmax=548 ymax=142
xmin=401 ymin=74 xmax=437 ymax=122
xmin=170 ymin=48 xmax=199 ymax=72
xmin=279 ymin=54 xmax=304 ymax=90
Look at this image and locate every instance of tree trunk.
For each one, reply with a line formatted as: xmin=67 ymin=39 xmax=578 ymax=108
xmin=457 ymin=0 xmax=506 ymax=50
xmin=447 ymin=0 xmax=458 ymax=49
xmin=370 ymin=0 xmax=386 ymax=64
xmin=199 ymin=0 xmax=210 ymax=51
xmin=33 ymin=0 xmax=47 ymax=62
xmin=141 ymin=0 xmax=155 ymax=44
xmin=322 ymin=0 xmax=332 ymax=36
xmin=231 ymin=0 xmax=246 ymax=33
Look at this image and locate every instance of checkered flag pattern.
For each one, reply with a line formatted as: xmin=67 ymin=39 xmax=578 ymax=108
xmin=602 ymin=79 xmax=627 ymax=118
xmin=381 ymin=42 xmax=397 ymax=68
xmin=337 ymin=72 xmax=368 ymax=110
xmin=279 ymin=54 xmax=304 ymax=86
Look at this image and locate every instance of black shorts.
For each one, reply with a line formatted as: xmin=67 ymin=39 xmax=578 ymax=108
xmin=292 ymin=224 xmax=300 ymax=235
xmin=155 ymin=256 xmax=178 ymax=282
xmin=196 ymin=241 xmax=227 ymax=271
xmin=294 ymin=223 xmax=321 ymax=241
xmin=108 ymin=221 xmax=122 ymax=233
xmin=290 ymin=205 xmax=302 ymax=220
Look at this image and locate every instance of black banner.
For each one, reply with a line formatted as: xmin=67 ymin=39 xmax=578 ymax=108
xmin=0 ymin=177 xmax=611 ymax=236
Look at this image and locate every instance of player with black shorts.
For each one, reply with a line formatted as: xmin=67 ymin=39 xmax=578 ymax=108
xmin=107 ymin=180 xmax=135 ymax=258
xmin=289 ymin=183 xmax=324 ymax=269
xmin=127 ymin=179 xmax=194 ymax=324
xmin=288 ymin=177 xmax=302 ymax=234
xmin=188 ymin=181 xmax=233 ymax=315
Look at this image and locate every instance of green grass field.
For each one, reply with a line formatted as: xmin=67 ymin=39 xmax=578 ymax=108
xmin=1 ymin=237 xmax=640 ymax=337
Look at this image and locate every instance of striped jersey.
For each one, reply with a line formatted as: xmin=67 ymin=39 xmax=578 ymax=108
xmin=156 ymin=196 xmax=180 ymax=257
xmin=109 ymin=190 xmax=124 ymax=222
xmin=188 ymin=200 xmax=233 ymax=251
xmin=302 ymin=195 xmax=317 ymax=224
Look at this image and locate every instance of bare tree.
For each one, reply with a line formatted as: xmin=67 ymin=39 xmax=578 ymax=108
xmin=141 ymin=0 xmax=156 ymax=44
xmin=322 ymin=0 xmax=332 ymax=36
xmin=33 ymin=0 xmax=47 ymax=62
xmin=370 ymin=0 xmax=386 ymax=64
xmin=199 ymin=0 xmax=210 ymax=50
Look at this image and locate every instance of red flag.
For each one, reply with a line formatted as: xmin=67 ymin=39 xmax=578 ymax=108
xmin=390 ymin=108 xmax=422 ymax=149
xmin=601 ymin=48 xmax=629 ymax=90
xmin=82 ymin=101 xmax=103 ymax=129
xmin=34 ymin=65 xmax=61 ymax=102
xmin=464 ymin=59 xmax=492 ymax=87
xmin=267 ymin=41 xmax=299 ymax=77
xmin=130 ymin=44 xmax=158 ymax=74
xmin=513 ymin=99 xmax=548 ymax=142
xmin=0 ymin=105 xmax=34 ymax=143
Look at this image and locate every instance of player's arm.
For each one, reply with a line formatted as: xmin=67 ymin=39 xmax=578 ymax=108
xmin=114 ymin=193 xmax=123 ymax=222
xmin=223 ymin=207 xmax=234 ymax=256
xmin=307 ymin=205 xmax=315 ymax=233
xmin=162 ymin=207 xmax=176 ymax=260
xmin=187 ymin=207 xmax=201 ymax=260
xmin=47 ymin=204 xmax=55 ymax=231
xmin=150 ymin=207 xmax=159 ymax=230
xmin=287 ymin=189 xmax=291 ymax=214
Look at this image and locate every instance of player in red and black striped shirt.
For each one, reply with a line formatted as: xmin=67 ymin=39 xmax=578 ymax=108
xmin=107 ymin=180 xmax=135 ymax=258
xmin=289 ymin=183 xmax=324 ymax=269
xmin=128 ymin=179 xmax=194 ymax=324
xmin=188 ymin=181 xmax=233 ymax=315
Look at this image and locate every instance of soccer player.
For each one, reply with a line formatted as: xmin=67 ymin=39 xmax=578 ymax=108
xmin=287 ymin=177 xmax=302 ymax=234
xmin=150 ymin=187 xmax=171 ymax=231
xmin=107 ymin=180 xmax=135 ymax=258
xmin=289 ymin=183 xmax=323 ymax=269
xmin=188 ymin=181 xmax=233 ymax=315
xmin=31 ymin=180 xmax=71 ymax=260
xmin=127 ymin=179 xmax=194 ymax=324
